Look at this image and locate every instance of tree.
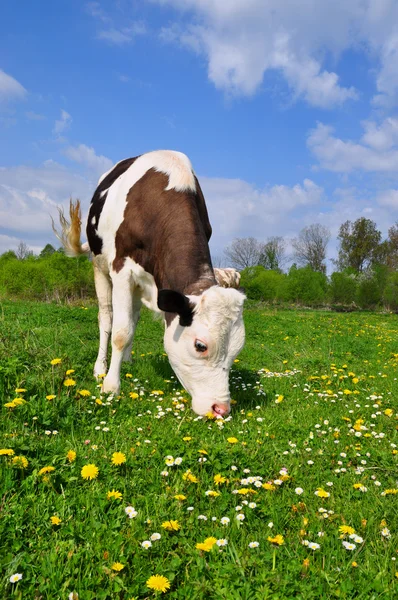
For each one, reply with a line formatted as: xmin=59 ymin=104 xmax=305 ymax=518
xmin=40 ymin=243 xmax=56 ymax=258
xmin=15 ymin=241 xmax=33 ymax=260
xmin=259 ymin=237 xmax=286 ymax=271
xmin=0 ymin=250 xmax=17 ymax=261
xmin=335 ymin=218 xmax=381 ymax=272
xmin=385 ymin=222 xmax=398 ymax=270
xmin=223 ymin=237 xmax=265 ymax=270
xmin=292 ymin=224 xmax=330 ymax=273
xmin=211 ymin=255 xmax=226 ymax=268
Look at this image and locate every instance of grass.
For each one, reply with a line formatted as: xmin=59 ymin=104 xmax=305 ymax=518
xmin=0 ymin=299 xmax=397 ymax=599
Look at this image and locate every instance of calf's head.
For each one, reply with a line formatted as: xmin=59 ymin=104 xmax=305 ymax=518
xmin=158 ymin=286 xmax=245 ymax=416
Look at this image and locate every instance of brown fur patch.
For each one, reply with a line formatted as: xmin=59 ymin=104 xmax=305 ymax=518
xmin=113 ymin=169 xmax=216 ymax=294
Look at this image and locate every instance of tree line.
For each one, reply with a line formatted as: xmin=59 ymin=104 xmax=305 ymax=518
xmin=222 ymin=218 xmax=398 ymax=310
xmin=0 ymin=217 xmax=397 ymax=309
xmin=223 ymin=218 xmax=398 ymax=274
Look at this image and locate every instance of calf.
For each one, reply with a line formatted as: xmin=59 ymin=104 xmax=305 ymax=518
xmin=55 ymin=150 xmax=245 ymax=416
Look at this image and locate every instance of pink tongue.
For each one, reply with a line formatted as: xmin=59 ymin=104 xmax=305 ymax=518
xmin=213 ymin=404 xmax=229 ymax=416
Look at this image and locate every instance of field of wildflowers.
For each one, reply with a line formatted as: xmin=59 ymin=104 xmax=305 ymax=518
xmin=0 ymin=300 xmax=397 ymax=599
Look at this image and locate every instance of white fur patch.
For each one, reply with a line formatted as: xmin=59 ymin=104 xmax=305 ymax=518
xmin=163 ymin=286 xmax=246 ymax=415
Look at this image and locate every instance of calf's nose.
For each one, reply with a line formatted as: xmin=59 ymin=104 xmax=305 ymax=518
xmin=212 ymin=403 xmax=230 ymax=417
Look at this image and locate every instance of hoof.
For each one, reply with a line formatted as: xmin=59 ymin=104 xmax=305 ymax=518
xmin=101 ymin=376 xmax=120 ymax=396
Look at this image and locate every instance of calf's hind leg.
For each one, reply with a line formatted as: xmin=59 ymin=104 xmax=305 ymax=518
xmin=122 ymin=291 xmax=141 ymax=362
xmin=102 ymin=271 xmax=140 ymax=394
xmin=93 ymin=259 xmax=112 ymax=378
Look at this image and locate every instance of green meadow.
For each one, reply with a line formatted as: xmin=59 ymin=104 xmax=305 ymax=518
xmin=0 ymin=300 xmax=397 ymax=599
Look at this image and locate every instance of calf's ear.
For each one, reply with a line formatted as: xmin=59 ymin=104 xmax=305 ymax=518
xmin=157 ymin=289 xmax=194 ymax=326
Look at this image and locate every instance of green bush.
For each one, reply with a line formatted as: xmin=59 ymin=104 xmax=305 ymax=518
xmin=329 ymin=271 xmax=357 ymax=304
xmin=284 ymin=265 xmax=328 ymax=306
xmin=356 ymin=273 xmax=382 ymax=309
xmin=383 ymin=271 xmax=398 ymax=310
xmin=0 ymin=252 xmax=95 ymax=302
xmin=240 ymin=266 xmax=285 ymax=301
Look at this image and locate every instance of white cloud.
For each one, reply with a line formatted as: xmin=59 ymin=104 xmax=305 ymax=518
xmin=0 ymin=162 xmax=93 ymax=248
xmin=153 ymin=0 xmax=398 ymax=107
xmin=97 ymin=23 xmax=146 ymax=45
xmin=201 ymin=176 xmax=323 ymax=252
xmin=86 ymin=2 xmax=146 ymax=45
xmin=63 ymin=144 xmax=113 ymax=178
xmin=361 ymin=117 xmax=398 ymax=151
xmin=0 ymin=69 xmax=27 ymax=103
xmin=53 ymin=109 xmax=72 ymax=135
xmin=1 ymin=157 xmax=397 ymax=265
xmin=85 ymin=1 xmax=111 ymax=24
xmin=377 ymin=188 xmax=398 ymax=209
xmin=25 ymin=111 xmax=46 ymax=121
xmin=307 ymin=121 xmax=398 ymax=172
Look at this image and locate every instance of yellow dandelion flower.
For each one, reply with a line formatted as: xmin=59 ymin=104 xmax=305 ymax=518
xmin=0 ymin=449 xmax=15 ymax=456
xmin=12 ymin=455 xmax=28 ymax=469
xmin=4 ymin=401 xmax=17 ymax=408
xmin=129 ymin=392 xmax=139 ymax=399
xmin=237 ymin=488 xmax=257 ymax=495
xmin=205 ymin=411 xmax=216 ymax=419
xmin=111 ymin=562 xmax=124 ymax=572
xmin=183 ymin=436 xmax=192 ymax=441
xmin=95 ymin=398 xmax=103 ymax=405
xmin=63 ymin=378 xmax=76 ymax=387
xmin=38 ymin=466 xmax=55 ymax=476
xmin=267 ymin=534 xmax=284 ymax=546
xmin=339 ymin=525 xmax=355 ymax=536
xmin=66 ymin=369 xmax=75 ymax=375
xmin=50 ymin=516 xmax=62 ymax=525
xmin=81 ymin=463 xmax=99 ymax=480
xmin=12 ymin=397 xmax=26 ymax=406
xmin=15 ymin=388 xmax=26 ymax=393
xmin=227 ymin=437 xmax=238 ymax=444
xmin=174 ymin=494 xmax=186 ymax=501
xmin=275 ymin=395 xmax=284 ymax=403
xmin=67 ymin=450 xmax=76 ymax=462
xmin=262 ymin=483 xmax=276 ymax=491
xmin=205 ymin=490 xmax=220 ymax=497
xmin=196 ymin=537 xmax=217 ymax=552
xmin=198 ymin=449 xmax=208 ymax=454
xmin=50 ymin=358 xmax=62 ymax=365
xmin=146 ymin=574 xmax=171 ymax=593
xmin=78 ymin=389 xmax=91 ymax=397
xmin=46 ymin=394 xmax=56 ymax=400
xmin=315 ymin=488 xmax=330 ymax=498
xmin=384 ymin=408 xmax=393 ymax=417
xmin=183 ymin=470 xmax=198 ymax=483
xmin=161 ymin=520 xmax=180 ymax=531
xmin=214 ymin=474 xmax=227 ymax=485
xmin=151 ymin=390 xmax=164 ymax=395
xmin=107 ymin=489 xmax=123 ymax=500
xmin=111 ymin=452 xmax=126 ymax=466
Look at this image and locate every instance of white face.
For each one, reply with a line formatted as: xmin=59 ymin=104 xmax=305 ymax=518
xmin=163 ymin=287 xmax=245 ymax=416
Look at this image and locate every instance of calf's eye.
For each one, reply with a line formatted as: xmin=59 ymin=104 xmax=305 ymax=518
xmin=194 ymin=339 xmax=207 ymax=353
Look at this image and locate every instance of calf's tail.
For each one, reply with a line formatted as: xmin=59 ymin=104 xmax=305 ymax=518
xmin=52 ymin=199 xmax=90 ymax=256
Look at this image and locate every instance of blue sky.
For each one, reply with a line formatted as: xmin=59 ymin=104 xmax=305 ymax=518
xmin=1 ymin=0 xmax=398 ymax=267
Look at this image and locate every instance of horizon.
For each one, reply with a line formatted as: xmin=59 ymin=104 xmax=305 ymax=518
xmin=1 ymin=1 xmax=398 ymax=271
